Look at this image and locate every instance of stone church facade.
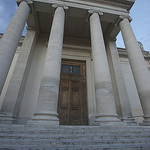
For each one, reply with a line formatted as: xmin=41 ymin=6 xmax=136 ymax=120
xmin=0 ymin=0 xmax=150 ymax=126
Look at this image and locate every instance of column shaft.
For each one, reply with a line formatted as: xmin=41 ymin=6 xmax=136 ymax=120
xmin=90 ymin=13 xmax=120 ymax=123
xmin=120 ymin=18 xmax=150 ymax=124
xmin=0 ymin=29 xmax=37 ymax=123
xmin=31 ymin=7 xmax=65 ymax=126
xmin=0 ymin=1 xmax=30 ymax=94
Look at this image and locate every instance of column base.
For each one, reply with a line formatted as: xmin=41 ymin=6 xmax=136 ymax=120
xmin=94 ymin=114 xmax=122 ymax=126
xmin=139 ymin=116 xmax=150 ymax=126
xmin=88 ymin=114 xmax=97 ymax=126
xmin=139 ymin=122 xmax=150 ymax=126
xmin=0 ymin=113 xmax=17 ymax=124
xmin=122 ymin=118 xmax=137 ymax=126
xmin=28 ymin=112 xmax=59 ymax=126
xmin=28 ymin=120 xmax=59 ymax=127
xmin=95 ymin=114 xmax=120 ymax=122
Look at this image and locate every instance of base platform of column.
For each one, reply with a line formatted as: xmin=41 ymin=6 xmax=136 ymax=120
xmin=0 ymin=113 xmax=17 ymax=124
xmin=94 ymin=114 xmax=122 ymax=126
xmin=28 ymin=113 xmax=59 ymax=126
xmin=28 ymin=120 xmax=59 ymax=127
xmin=96 ymin=114 xmax=120 ymax=122
xmin=139 ymin=117 xmax=150 ymax=126
xmin=122 ymin=118 xmax=137 ymax=126
xmin=140 ymin=121 xmax=150 ymax=126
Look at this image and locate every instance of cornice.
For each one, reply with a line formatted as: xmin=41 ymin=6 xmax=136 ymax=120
xmin=92 ymin=0 xmax=134 ymax=11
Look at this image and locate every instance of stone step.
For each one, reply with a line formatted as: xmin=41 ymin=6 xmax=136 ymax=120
xmin=1 ymin=124 xmax=150 ymax=130
xmin=0 ymin=137 xmax=150 ymax=145
xmin=0 ymin=129 xmax=150 ymax=135
xmin=1 ymin=142 xmax=150 ymax=150
xmin=0 ymin=125 xmax=150 ymax=131
xmin=0 ymin=127 xmax=150 ymax=132
xmin=1 ymin=124 xmax=150 ymax=149
xmin=0 ymin=133 xmax=150 ymax=140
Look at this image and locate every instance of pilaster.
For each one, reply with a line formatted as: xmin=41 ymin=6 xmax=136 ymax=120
xmin=106 ymin=39 xmax=136 ymax=125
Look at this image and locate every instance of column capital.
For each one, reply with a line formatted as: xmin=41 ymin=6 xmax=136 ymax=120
xmin=88 ymin=10 xmax=103 ymax=16
xmin=52 ymin=4 xmax=68 ymax=10
xmin=16 ymin=0 xmax=33 ymax=12
xmin=86 ymin=10 xmax=103 ymax=22
xmin=16 ymin=0 xmax=33 ymax=5
xmin=115 ymin=15 xmax=132 ymax=27
xmin=119 ymin=15 xmax=133 ymax=22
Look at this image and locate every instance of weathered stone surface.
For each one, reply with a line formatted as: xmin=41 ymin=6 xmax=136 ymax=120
xmin=120 ymin=17 xmax=150 ymax=125
xmin=30 ymin=7 xmax=65 ymax=126
xmin=0 ymin=1 xmax=30 ymax=94
xmin=90 ymin=12 xmax=120 ymax=123
xmin=0 ymin=124 xmax=150 ymax=149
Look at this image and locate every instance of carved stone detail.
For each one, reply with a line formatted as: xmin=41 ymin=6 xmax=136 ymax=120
xmin=88 ymin=10 xmax=103 ymax=16
xmin=16 ymin=0 xmax=33 ymax=4
xmin=52 ymin=4 xmax=68 ymax=10
xmin=115 ymin=15 xmax=132 ymax=27
xmin=119 ymin=15 xmax=133 ymax=22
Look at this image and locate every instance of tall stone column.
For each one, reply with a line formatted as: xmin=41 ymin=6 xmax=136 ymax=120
xmin=0 ymin=28 xmax=37 ymax=124
xmin=119 ymin=17 xmax=150 ymax=125
xmin=89 ymin=12 xmax=120 ymax=123
xmin=0 ymin=1 xmax=31 ymax=94
xmin=30 ymin=7 xmax=65 ymax=126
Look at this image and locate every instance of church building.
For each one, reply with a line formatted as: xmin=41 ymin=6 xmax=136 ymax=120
xmin=0 ymin=0 xmax=150 ymax=126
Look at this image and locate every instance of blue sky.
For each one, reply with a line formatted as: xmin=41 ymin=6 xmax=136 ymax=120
xmin=0 ymin=0 xmax=150 ymax=51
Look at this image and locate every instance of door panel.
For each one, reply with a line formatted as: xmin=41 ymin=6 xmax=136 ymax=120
xmin=58 ymin=60 xmax=88 ymax=125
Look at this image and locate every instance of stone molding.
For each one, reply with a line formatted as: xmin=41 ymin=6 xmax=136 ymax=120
xmin=97 ymin=0 xmax=129 ymax=6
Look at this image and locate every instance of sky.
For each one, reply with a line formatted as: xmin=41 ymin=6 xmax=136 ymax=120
xmin=0 ymin=0 xmax=150 ymax=51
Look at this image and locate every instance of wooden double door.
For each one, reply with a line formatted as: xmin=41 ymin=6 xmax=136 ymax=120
xmin=58 ymin=59 xmax=88 ymax=125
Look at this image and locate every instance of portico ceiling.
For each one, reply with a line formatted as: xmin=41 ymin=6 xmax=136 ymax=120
xmin=26 ymin=0 xmax=134 ymax=42
xmin=36 ymin=11 xmax=110 ymax=38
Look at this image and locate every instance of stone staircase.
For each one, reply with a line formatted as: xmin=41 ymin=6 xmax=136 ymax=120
xmin=0 ymin=124 xmax=150 ymax=149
